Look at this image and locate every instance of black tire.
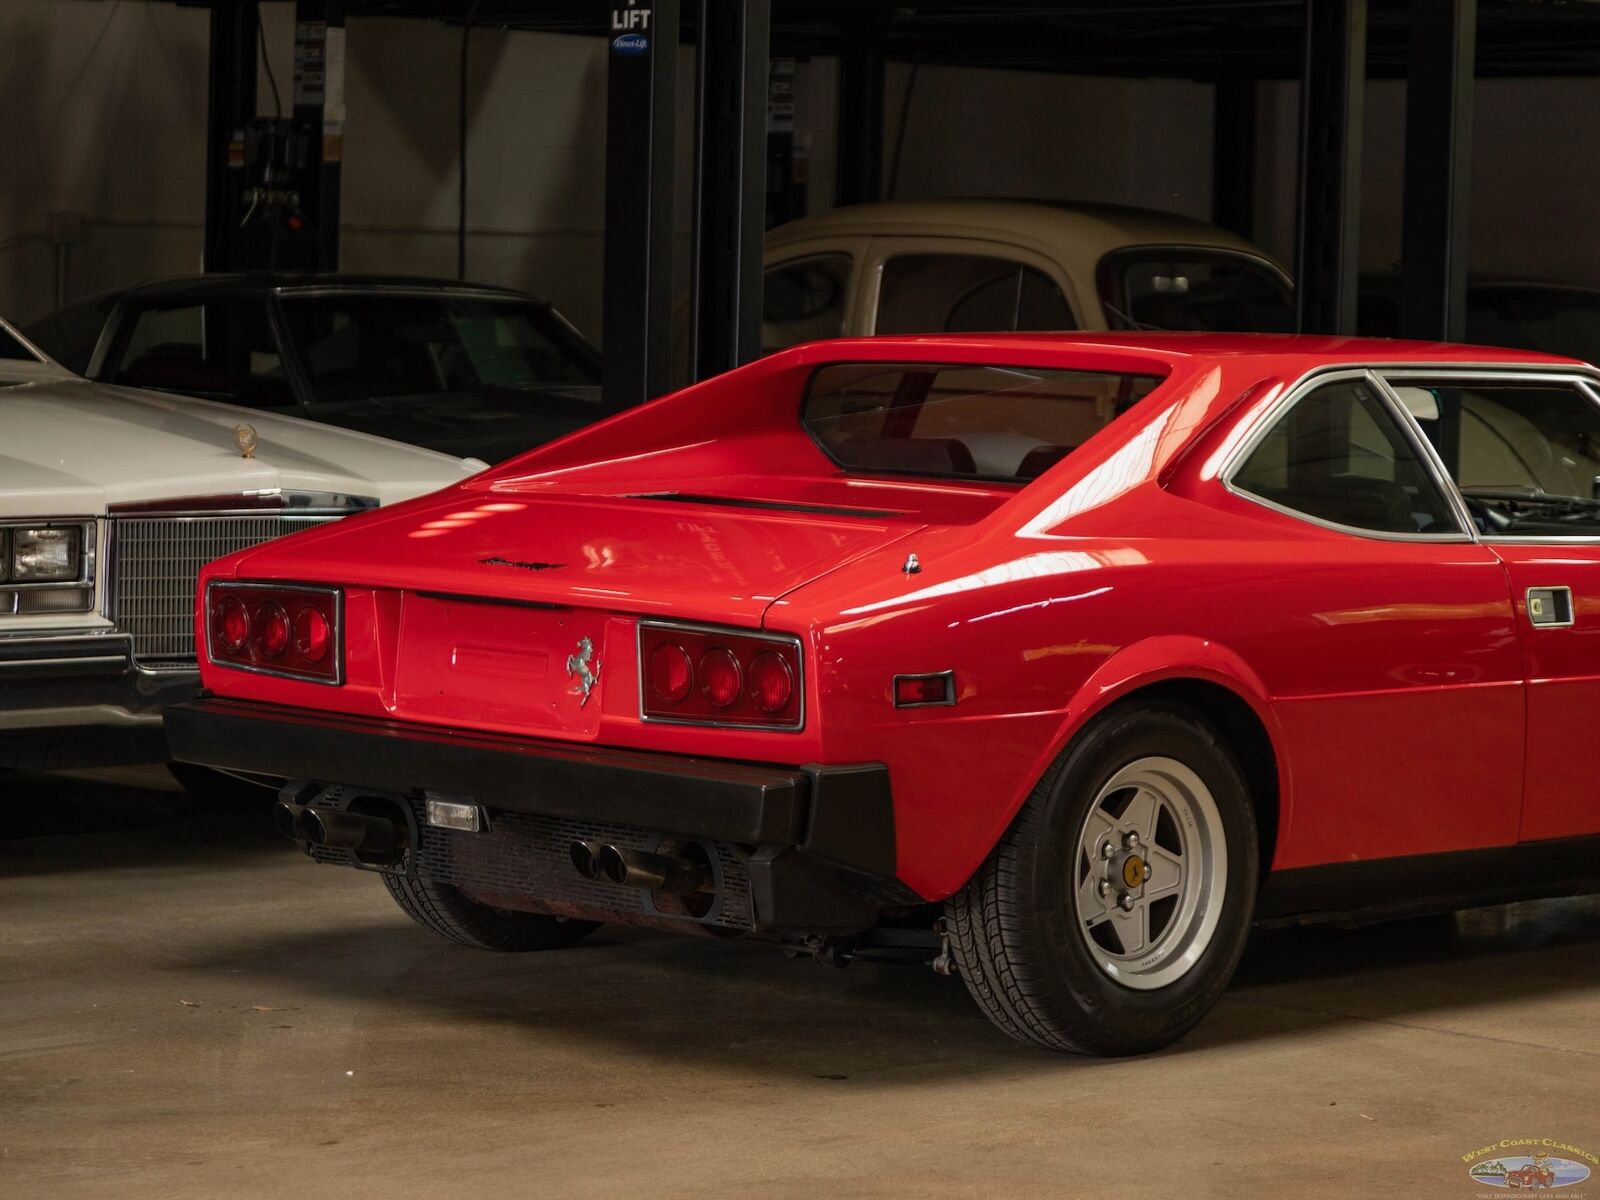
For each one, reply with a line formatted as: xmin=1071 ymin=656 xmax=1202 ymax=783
xmin=383 ymin=873 xmax=600 ymax=952
xmin=947 ymin=703 xmax=1258 ymax=1055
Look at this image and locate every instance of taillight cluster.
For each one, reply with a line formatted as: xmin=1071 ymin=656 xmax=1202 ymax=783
xmin=207 ymin=582 xmax=343 ymax=684
xmin=638 ymin=621 xmax=802 ymax=730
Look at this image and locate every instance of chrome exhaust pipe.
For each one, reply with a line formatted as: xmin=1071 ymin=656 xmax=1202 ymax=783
xmin=597 ymin=845 xmax=712 ymax=896
xmin=273 ymin=801 xmax=308 ymax=842
xmin=569 ymin=840 xmax=604 ymax=880
xmin=300 ymin=807 xmax=407 ymax=856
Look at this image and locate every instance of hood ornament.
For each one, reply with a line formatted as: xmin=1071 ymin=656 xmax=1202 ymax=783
xmin=566 ymin=636 xmax=600 ymax=706
xmin=903 ymin=552 xmax=921 ymax=576
xmin=233 ymin=423 xmax=259 ymax=459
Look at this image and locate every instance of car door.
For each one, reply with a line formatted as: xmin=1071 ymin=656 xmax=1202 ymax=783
xmin=861 ymin=236 xmax=1080 ymax=337
xmin=1375 ymin=367 xmax=1600 ymax=842
xmin=1224 ymin=370 xmax=1526 ymax=862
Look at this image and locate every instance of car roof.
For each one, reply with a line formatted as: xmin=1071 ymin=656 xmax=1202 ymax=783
xmin=777 ymin=330 xmax=1588 ymax=371
xmin=114 ymin=272 xmax=546 ymax=304
xmin=767 ymin=199 xmax=1283 ymax=267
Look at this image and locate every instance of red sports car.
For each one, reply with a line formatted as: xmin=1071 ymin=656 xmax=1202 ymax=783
xmin=166 ymin=333 xmax=1600 ymax=1055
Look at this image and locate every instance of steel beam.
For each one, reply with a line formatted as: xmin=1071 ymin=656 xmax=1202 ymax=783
xmin=1399 ymin=0 xmax=1477 ymax=341
xmin=203 ymin=0 xmax=259 ymax=272
xmin=689 ymin=0 xmax=770 ymax=382
xmin=835 ymin=37 xmax=886 ymax=206
xmin=292 ymin=0 xmax=346 ymax=269
xmin=603 ymin=0 xmax=680 ymax=409
xmin=1211 ymin=77 xmax=1257 ymax=240
xmin=1295 ymin=0 xmax=1367 ymax=335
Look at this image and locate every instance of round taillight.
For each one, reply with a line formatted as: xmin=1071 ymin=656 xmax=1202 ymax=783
xmin=217 ymin=596 xmax=250 ymax=653
xmin=293 ymin=605 xmax=331 ymax=664
xmin=648 ymin=642 xmax=693 ymax=705
xmin=254 ymin=601 xmax=290 ymax=659
xmin=698 ymin=647 xmax=742 ymax=709
xmin=747 ymin=651 xmax=794 ymax=714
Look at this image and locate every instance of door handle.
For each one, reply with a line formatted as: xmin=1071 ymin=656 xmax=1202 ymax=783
xmin=1526 ymin=586 xmax=1575 ymax=628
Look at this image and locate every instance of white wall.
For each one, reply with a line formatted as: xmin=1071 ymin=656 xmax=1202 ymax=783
xmin=4 ymin=0 xmax=1600 ymax=340
xmin=885 ymin=62 xmax=1216 ymax=218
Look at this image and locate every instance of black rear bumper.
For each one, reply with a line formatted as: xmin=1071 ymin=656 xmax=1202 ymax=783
xmin=165 ymin=697 xmax=907 ymax=932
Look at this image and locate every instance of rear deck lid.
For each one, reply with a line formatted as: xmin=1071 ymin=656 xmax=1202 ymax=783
xmin=220 ymin=488 xmax=922 ymax=627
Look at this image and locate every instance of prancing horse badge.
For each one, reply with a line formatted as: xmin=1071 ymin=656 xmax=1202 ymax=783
xmin=566 ymin=637 xmax=600 ymax=706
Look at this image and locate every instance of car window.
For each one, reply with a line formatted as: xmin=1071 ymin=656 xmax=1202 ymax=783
xmin=875 ymin=255 xmax=1073 ymax=336
xmin=1231 ymin=377 xmax=1458 ymax=535
xmin=1383 ymin=376 xmax=1600 ymax=537
xmin=1101 ymin=249 xmax=1294 ymax=333
xmin=279 ymin=294 xmax=600 ymax=406
xmin=0 ymin=323 xmax=39 ymax=361
xmin=109 ymin=300 xmax=295 ymax=407
xmin=802 ymin=361 xmax=1160 ymax=481
xmin=763 ymin=254 xmax=852 ymax=353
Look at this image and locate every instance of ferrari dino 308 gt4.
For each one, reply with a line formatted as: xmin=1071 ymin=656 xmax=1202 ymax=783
xmin=166 ymin=332 xmax=1600 ymax=1054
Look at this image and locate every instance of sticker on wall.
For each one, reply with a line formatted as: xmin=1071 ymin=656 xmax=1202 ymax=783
xmin=612 ymin=33 xmax=649 ymax=55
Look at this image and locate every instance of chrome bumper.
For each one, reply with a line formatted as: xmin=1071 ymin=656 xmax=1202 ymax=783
xmin=0 ymin=632 xmax=197 ymax=767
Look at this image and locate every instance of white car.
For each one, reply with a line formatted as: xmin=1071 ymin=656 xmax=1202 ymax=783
xmin=0 ymin=318 xmax=483 ymax=775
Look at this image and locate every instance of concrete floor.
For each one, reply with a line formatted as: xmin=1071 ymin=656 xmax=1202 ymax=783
xmin=3 ymin=769 xmax=1599 ymax=1200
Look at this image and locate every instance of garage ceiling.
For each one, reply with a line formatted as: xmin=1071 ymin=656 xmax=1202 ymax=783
xmin=340 ymin=0 xmax=1600 ymax=79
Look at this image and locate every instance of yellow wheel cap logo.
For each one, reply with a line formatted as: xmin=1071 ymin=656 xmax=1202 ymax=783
xmin=1122 ymin=855 xmax=1145 ymax=889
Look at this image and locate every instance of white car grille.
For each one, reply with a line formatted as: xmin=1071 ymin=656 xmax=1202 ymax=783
xmin=111 ymin=514 xmax=341 ymax=668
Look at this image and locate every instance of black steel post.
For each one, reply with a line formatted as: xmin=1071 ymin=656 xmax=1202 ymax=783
xmin=203 ymin=0 xmax=259 ymax=272
xmin=603 ymin=0 xmax=680 ymax=409
xmin=689 ymin=0 xmax=770 ymax=382
xmin=1399 ymin=0 xmax=1477 ymax=341
xmin=1211 ymin=77 xmax=1257 ymax=240
xmin=292 ymin=0 xmax=346 ymax=269
xmin=835 ymin=38 xmax=885 ymax=206
xmin=1295 ymin=0 xmax=1367 ymax=335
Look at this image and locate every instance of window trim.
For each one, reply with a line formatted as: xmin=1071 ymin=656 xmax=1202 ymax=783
xmin=1220 ymin=366 xmax=1473 ymax=543
xmin=1373 ymin=367 xmax=1600 ymax=546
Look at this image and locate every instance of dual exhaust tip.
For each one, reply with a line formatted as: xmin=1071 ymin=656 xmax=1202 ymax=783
xmin=569 ymin=840 xmax=712 ymax=896
xmin=274 ymin=800 xmax=407 ymax=858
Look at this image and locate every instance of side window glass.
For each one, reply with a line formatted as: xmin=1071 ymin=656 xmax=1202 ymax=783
xmin=762 ymin=254 xmax=852 ymax=353
xmin=1232 ymin=378 xmax=1458 ymax=534
xmin=876 ymin=254 xmax=1073 ymax=336
xmin=1386 ymin=377 xmax=1600 ymax=537
xmin=112 ymin=301 xmax=294 ymax=407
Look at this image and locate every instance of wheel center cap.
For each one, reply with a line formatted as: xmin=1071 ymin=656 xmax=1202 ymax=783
xmin=1120 ymin=854 xmax=1146 ymax=889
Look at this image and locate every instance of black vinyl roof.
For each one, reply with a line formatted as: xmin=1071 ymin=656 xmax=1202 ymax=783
xmin=336 ymin=0 xmax=1600 ymax=80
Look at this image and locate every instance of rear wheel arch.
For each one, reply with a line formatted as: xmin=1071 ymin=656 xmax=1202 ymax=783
xmin=1045 ymin=637 xmax=1287 ymax=879
xmin=1096 ymin=678 xmax=1281 ymax=882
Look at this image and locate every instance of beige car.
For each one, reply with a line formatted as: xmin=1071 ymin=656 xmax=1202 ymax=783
xmin=761 ymin=199 xmax=1295 ymax=352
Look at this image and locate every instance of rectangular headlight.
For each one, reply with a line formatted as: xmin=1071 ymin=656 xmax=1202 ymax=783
xmin=12 ymin=527 xmax=82 ymax=582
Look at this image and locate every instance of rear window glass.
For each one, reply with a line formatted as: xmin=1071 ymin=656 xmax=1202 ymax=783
xmin=801 ymin=362 xmax=1163 ymax=482
xmin=1101 ymin=249 xmax=1294 ymax=333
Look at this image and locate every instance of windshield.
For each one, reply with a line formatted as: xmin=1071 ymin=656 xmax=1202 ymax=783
xmin=279 ymin=294 xmax=600 ymax=406
xmin=802 ymin=362 xmax=1162 ymax=482
xmin=1467 ymin=287 xmax=1600 ymax=366
xmin=1100 ymin=249 xmax=1294 ymax=333
xmin=0 ymin=321 xmax=41 ymax=362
